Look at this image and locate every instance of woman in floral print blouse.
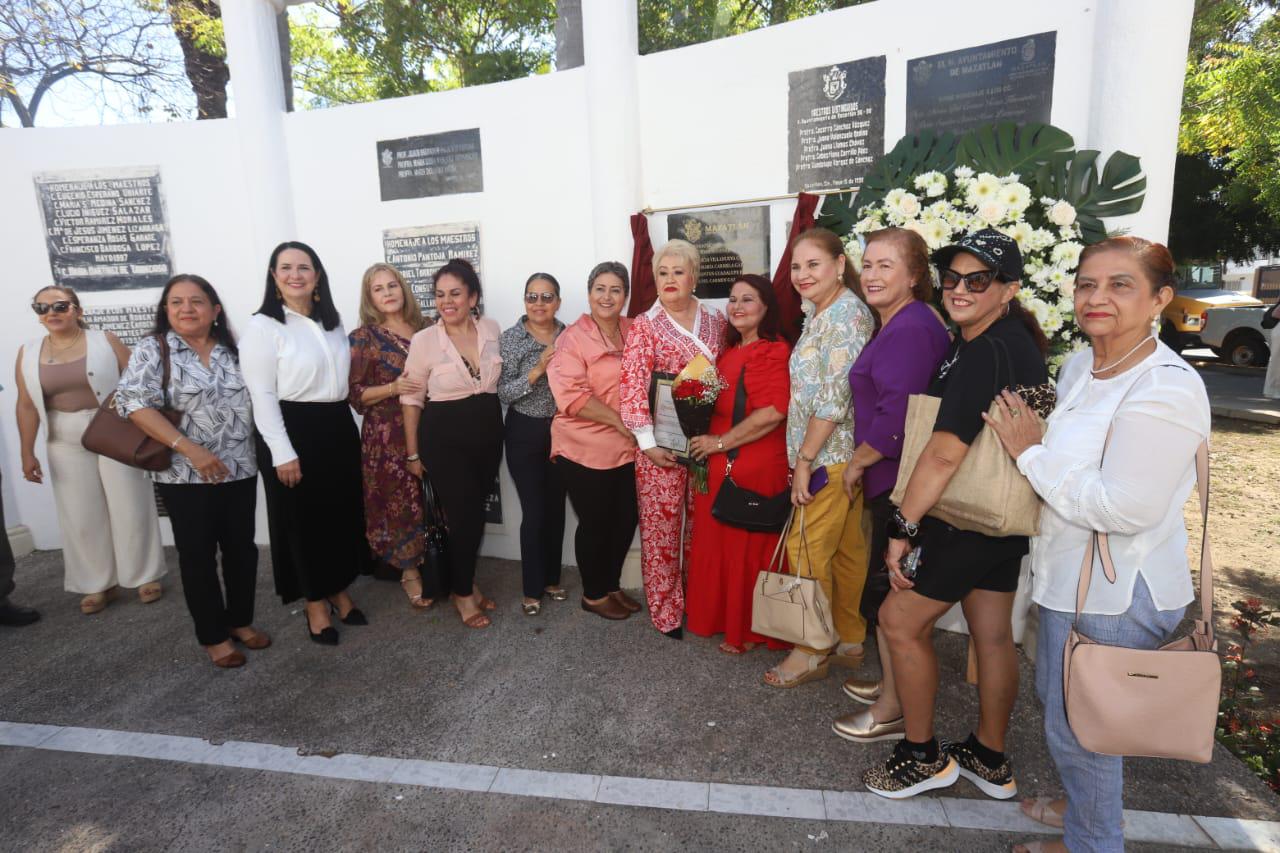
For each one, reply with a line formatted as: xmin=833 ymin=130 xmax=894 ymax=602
xmin=763 ymin=227 xmax=875 ymax=688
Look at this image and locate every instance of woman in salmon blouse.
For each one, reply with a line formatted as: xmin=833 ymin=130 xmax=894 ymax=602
xmin=619 ymin=239 xmax=727 ymax=638
xmin=401 ymin=258 xmax=503 ymax=629
xmin=686 ymin=275 xmax=792 ymax=653
xmin=547 ymin=261 xmax=641 ymax=621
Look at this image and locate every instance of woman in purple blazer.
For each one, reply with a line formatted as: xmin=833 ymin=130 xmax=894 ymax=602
xmin=833 ymin=227 xmax=950 ymax=745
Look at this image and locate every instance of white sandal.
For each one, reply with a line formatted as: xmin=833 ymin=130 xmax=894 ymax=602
xmin=763 ymin=652 xmax=830 ymax=689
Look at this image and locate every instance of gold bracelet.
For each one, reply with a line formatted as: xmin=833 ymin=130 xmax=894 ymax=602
xmin=170 ymin=435 xmax=183 ymax=450
xmin=796 ymin=449 xmax=816 ymax=464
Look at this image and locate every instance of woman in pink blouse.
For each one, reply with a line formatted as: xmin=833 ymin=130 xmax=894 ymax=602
xmin=401 ymin=258 xmax=503 ymax=629
xmin=619 ymin=240 xmax=728 ymax=638
xmin=548 ymin=261 xmax=641 ymax=621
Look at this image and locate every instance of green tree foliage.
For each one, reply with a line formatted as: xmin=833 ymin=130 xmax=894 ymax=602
xmin=638 ymin=0 xmax=870 ymax=54
xmin=1176 ymin=0 xmax=1280 ymax=260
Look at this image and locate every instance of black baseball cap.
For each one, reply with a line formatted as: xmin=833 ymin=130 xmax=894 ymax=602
xmin=932 ymin=228 xmax=1023 ymax=282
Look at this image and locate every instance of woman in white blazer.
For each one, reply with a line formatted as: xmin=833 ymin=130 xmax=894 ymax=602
xmin=15 ymin=285 xmax=166 ymax=614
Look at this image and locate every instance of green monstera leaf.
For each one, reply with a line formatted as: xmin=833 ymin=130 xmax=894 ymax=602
xmin=815 ymin=129 xmax=958 ymax=236
xmin=1034 ymin=150 xmax=1147 ymax=244
xmin=955 ymin=121 xmax=1075 ymax=179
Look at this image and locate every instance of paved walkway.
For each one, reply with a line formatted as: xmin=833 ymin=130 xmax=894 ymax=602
xmin=1190 ymin=359 xmax=1280 ymax=425
xmin=2 ymin=548 xmax=1278 ymax=851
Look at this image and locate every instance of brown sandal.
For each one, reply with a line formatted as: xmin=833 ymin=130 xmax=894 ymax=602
xmin=80 ymin=587 xmax=117 ymax=615
xmin=719 ymin=641 xmax=757 ymax=655
xmin=231 ymin=629 xmax=272 ymax=651
xmin=463 ymin=611 xmax=491 ymax=629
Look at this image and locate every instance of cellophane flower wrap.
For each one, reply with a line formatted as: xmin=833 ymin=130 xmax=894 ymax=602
xmin=844 ymin=168 xmax=1091 ymax=374
xmin=671 ymin=354 xmax=724 ymax=493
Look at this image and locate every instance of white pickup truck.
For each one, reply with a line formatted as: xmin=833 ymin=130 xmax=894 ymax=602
xmin=1200 ymin=305 xmax=1272 ymax=366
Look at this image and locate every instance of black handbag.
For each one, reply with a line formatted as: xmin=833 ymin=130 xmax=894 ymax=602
xmin=421 ymin=476 xmax=450 ymax=592
xmin=711 ymin=365 xmax=791 ymax=532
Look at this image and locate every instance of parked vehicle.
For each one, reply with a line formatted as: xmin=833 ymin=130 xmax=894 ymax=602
xmin=1160 ymin=271 xmax=1261 ymax=352
xmin=1200 ymin=305 xmax=1271 ymax=367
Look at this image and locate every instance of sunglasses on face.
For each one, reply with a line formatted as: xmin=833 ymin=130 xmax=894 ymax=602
xmin=525 ymin=292 xmax=558 ymax=304
xmin=940 ymin=268 xmax=1002 ymax=293
xmin=32 ymin=301 xmax=73 ymax=315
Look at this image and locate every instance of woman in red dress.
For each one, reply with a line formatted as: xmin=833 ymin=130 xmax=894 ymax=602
xmin=686 ymin=275 xmax=792 ymax=653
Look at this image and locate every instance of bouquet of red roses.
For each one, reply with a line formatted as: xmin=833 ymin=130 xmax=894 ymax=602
xmin=671 ymin=355 xmax=725 ymax=493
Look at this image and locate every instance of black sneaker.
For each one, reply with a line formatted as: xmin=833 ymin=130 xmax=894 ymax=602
xmin=941 ymin=738 xmax=1018 ymax=800
xmin=863 ymin=741 xmax=959 ymax=800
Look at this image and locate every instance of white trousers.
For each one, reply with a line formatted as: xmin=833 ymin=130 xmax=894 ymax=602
xmin=45 ymin=409 xmax=166 ymax=594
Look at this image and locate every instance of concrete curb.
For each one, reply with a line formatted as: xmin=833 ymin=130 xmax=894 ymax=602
xmin=1211 ymin=405 xmax=1280 ymax=426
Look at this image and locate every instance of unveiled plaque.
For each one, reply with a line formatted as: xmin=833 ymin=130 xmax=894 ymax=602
xmin=382 ymin=222 xmax=482 ymax=312
xmin=906 ymin=32 xmax=1056 ymax=135
xmin=668 ymin=206 xmax=770 ymax=299
xmin=377 ymin=129 xmax=484 ymax=201
xmin=788 ymin=56 xmax=886 ymax=193
xmin=84 ymin=304 xmax=157 ymax=346
xmin=34 ymin=167 xmax=173 ymax=292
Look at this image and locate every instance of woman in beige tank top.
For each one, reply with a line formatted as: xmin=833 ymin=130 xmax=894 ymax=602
xmin=14 ymin=286 xmax=166 ymax=615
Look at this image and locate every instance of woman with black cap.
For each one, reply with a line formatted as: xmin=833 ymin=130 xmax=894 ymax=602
xmin=862 ymin=229 xmax=1049 ymax=801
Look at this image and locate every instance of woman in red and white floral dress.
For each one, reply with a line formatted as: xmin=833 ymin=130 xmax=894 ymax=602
xmin=619 ymin=239 xmax=727 ymax=638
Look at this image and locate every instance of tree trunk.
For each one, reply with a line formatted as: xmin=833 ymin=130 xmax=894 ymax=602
xmin=166 ymin=0 xmax=229 ymax=119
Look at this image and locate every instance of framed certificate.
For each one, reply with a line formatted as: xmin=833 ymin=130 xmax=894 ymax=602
xmin=648 ymin=372 xmax=689 ymax=459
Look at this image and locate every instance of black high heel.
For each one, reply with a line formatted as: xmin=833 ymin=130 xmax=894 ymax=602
xmin=304 ymin=610 xmax=339 ymax=646
xmin=330 ymin=602 xmax=368 ymax=626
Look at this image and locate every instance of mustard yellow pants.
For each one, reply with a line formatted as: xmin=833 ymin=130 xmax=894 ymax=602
xmin=786 ymin=462 xmax=869 ymax=655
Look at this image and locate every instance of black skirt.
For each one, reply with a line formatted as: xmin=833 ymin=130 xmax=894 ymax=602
xmin=257 ymin=400 xmax=364 ymax=604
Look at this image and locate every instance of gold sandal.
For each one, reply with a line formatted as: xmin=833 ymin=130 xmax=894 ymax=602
xmin=138 ymin=582 xmax=163 ymax=604
xmin=399 ymin=573 xmax=433 ymax=610
xmin=763 ymin=652 xmax=830 ymax=689
xmin=80 ymin=587 xmax=117 ymax=615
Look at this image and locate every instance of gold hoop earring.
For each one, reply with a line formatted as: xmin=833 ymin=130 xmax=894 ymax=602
xmin=313 ymin=290 xmax=321 ymax=303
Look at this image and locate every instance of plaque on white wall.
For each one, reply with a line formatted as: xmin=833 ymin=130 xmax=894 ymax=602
xmin=83 ymin=304 xmax=158 ymax=345
xmin=667 ymin=205 xmax=771 ymax=299
xmin=33 ymin=166 xmax=173 ymax=292
xmin=787 ymin=56 xmax=886 ymax=193
xmin=376 ymin=129 xmax=484 ymax=201
xmin=381 ymin=221 xmax=482 ymax=313
xmin=906 ymin=32 xmax=1057 ymax=135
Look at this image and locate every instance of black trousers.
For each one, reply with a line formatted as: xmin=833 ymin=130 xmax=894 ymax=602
xmin=158 ymin=477 xmax=259 ymax=646
xmin=504 ymin=410 xmax=566 ymax=599
xmin=556 ymin=457 xmax=637 ymax=600
xmin=0 ymin=469 xmax=15 ymax=603
xmin=420 ymin=394 xmax=503 ymax=598
xmin=858 ymin=490 xmax=894 ymax=624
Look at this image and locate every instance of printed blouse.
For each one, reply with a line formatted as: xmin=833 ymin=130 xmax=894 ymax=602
xmin=498 ymin=317 xmax=565 ymax=418
xmin=115 ymin=331 xmax=257 ymax=485
xmin=786 ymin=288 xmax=873 ymax=467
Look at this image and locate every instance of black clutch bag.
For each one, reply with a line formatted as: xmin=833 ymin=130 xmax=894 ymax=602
xmin=710 ymin=365 xmax=791 ymax=532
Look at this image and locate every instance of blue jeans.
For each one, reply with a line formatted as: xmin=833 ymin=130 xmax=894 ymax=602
xmin=1036 ymin=578 xmax=1185 ymax=853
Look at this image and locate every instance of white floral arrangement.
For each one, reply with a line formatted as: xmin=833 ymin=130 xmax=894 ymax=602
xmin=842 ymin=166 xmax=1091 ymax=372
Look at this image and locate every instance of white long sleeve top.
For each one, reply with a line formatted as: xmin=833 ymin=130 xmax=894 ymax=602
xmin=1018 ymin=342 xmax=1211 ymax=615
xmin=239 ymin=308 xmax=350 ymax=466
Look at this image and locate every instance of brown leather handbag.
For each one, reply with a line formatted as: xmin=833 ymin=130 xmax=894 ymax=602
xmin=1063 ymin=436 xmax=1220 ymax=764
xmin=81 ymin=334 xmax=181 ymax=472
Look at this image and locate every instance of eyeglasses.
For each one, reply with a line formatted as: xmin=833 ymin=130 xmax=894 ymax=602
xmin=525 ymin=292 xmax=558 ymax=304
xmin=32 ymin=301 xmax=73 ymax=315
xmin=940 ymin=269 xmax=1002 ymax=293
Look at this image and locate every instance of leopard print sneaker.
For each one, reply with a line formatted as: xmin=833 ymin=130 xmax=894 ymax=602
xmin=941 ymin=737 xmax=1018 ymax=800
xmin=863 ymin=741 xmax=959 ymax=800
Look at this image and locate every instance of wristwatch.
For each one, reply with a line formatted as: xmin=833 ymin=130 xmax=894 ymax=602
xmin=716 ymin=436 xmax=725 ymax=452
xmin=796 ymin=449 xmax=816 ymax=465
xmin=886 ymin=508 xmax=921 ymax=541
xmin=406 ymin=453 xmax=420 ymax=462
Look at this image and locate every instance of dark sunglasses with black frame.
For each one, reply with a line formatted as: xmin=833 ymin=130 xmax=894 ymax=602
xmin=939 ymin=268 xmax=1006 ymax=294
xmin=524 ymin=292 xmax=559 ymax=304
xmin=31 ymin=300 xmax=73 ymax=315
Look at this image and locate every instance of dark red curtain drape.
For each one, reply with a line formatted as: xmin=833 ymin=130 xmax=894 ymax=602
xmin=627 ymin=212 xmax=656 ymax=317
xmin=771 ymin=192 xmax=819 ymax=343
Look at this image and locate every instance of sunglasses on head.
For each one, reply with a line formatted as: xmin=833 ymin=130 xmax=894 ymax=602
xmin=32 ymin=301 xmax=73 ymax=315
xmin=525 ymin=292 xmax=558 ymax=304
xmin=940 ymin=268 xmax=1003 ymax=293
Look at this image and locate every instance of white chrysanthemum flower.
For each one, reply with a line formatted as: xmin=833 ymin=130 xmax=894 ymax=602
xmin=954 ymin=165 xmax=975 ymax=180
xmin=845 ymin=240 xmax=864 ymax=269
xmin=1030 ymin=229 xmax=1058 ymax=251
xmin=999 ymin=182 xmax=1032 ymax=213
xmin=1059 ymin=225 xmax=1078 ymax=241
xmin=965 ymin=173 xmax=1002 ymax=206
xmin=886 ymin=189 xmax=921 ymax=219
xmin=1025 ymin=296 xmax=1052 ymax=329
xmin=927 ymin=200 xmax=952 ymax=220
xmin=1051 ymin=241 xmax=1084 ymax=268
xmin=1048 ymin=200 xmax=1077 ymax=227
xmin=913 ymin=171 xmax=948 ymax=198
xmin=1004 ymin=221 xmax=1035 ymax=250
xmin=923 ymin=219 xmax=951 ymax=249
xmin=854 ymin=216 xmax=879 ymax=235
xmin=976 ymin=200 xmax=1008 ymax=225
xmin=1042 ymin=304 xmax=1064 ymax=334
xmin=999 ymin=172 xmax=1022 ymax=184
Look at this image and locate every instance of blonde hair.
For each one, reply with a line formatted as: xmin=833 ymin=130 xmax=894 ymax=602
xmin=32 ymin=284 xmax=89 ymax=329
xmin=358 ymin=263 xmax=427 ymax=330
xmin=652 ymin=239 xmax=701 ymax=284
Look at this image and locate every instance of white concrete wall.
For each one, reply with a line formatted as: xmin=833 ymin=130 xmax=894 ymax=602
xmin=0 ymin=0 xmax=1194 ymax=565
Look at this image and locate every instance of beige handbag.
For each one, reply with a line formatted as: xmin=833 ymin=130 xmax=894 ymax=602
xmin=1063 ymin=437 xmax=1221 ymax=763
xmin=751 ymin=507 xmax=839 ymax=649
xmin=891 ymin=336 xmax=1047 ymax=537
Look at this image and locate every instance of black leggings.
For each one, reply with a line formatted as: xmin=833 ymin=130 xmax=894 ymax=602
xmin=504 ymin=410 xmax=566 ymax=599
xmin=420 ymin=394 xmax=503 ymax=598
xmin=556 ymin=457 xmax=637 ymax=600
xmin=158 ymin=478 xmax=259 ymax=645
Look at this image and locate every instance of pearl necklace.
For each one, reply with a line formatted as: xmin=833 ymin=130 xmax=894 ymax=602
xmin=1090 ymin=334 xmax=1155 ymax=377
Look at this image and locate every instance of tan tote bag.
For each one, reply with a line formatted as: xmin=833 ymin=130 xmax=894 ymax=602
xmin=751 ymin=507 xmax=839 ymax=649
xmin=1063 ymin=434 xmax=1221 ymax=764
